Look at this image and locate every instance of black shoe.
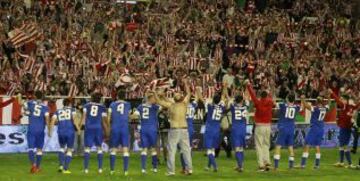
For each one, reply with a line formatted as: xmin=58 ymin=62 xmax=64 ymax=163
xmin=351 ymin=148 xmax=357 ymax=154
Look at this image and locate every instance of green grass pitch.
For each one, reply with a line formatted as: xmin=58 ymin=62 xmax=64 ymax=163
xmin=0 ymin=148 xmax=359 ymax=181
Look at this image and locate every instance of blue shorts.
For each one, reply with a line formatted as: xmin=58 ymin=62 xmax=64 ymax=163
xmin=204 ymin=129 xmax=220 ymax=149
xmin=305 ymin=128 xmax=324 ymax=146
xmin=140 ymin=129 xmax=157 ymax=148
xmin=27 ymin=131 xmax=45 ymax=149
xmin=231 ymin=125 xmax=246 ymax=148
xmin=276 ymin=128 xmax=295 ymax=147
xmin=84 ymin=128 xmax=103 ymax=147
xmin=339 ymin=128 xmax=352 ymax=147
xmin=58 ymin=133 xmax=75 ymax=148
xmin=110 ymin=129 xmax=130 ymax=148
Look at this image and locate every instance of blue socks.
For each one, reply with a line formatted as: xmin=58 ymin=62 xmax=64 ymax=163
xmin=141 ymin=153 xmax=147 ymax=170
xmin=84 ymin=151 xmax=90 ymax=170
xmin=123 ymin=154 xmax=129 ymax=172
xmin=208 ymin=153 xmax=217 ymax=170
xmin=315 ymin=153 xmax=321 ymax=167
xmin=110 ymin=153 xmax=116 ymax=171
xmin=97 ymin=151 xmax=103 ymax=170
xmin=301 ymin=152 xmax=309 ymax=167
xmin=235 ymin=151 xmax=244 ymax=168
xmin=345 ymin=151 xmax=352 ymax=165
xmin=28 ymin=150 xmax=35 ymax=165
xmin=339 ymin=150 xmax=345 ymax=163
xmin=274 ymin=155 xmax=280 ymax=169
xmin=64 ymin=152 xmax=72 ymax=170
xmin=35 ymin=152 xmax=42 ymax=168
xmin=289 ymin=156 xmax=294 ymax=168
xmin=58 ymin=149 xmax=65 ymax=167
xmin=151 ymin=154 xmax=158 ymax=169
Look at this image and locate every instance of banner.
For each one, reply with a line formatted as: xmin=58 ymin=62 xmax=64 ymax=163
xmin=0 ymin=125 xmax=60 ymax=153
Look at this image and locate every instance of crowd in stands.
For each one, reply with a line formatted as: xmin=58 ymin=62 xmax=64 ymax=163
xmin=0 ymin=0 xmax=359 ymax=101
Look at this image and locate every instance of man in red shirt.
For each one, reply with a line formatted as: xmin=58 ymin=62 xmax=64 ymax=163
xmin=246 ymin=81 xmax=274 ymax=171
xmin=330 ymin=89 xmax=360 ymax=168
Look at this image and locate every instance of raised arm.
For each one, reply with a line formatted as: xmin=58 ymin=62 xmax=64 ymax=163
xmin=0 ymin=97 xmax=15 ymax=108
xmin=183 ymin=79 xmax=191 ymax=104
xmin=329 ymin=89 xmax=344 ymax=108
xmin=301 ymin=95 xmax=312 ymax=111
xmin=195 ymin=86 xmax=204 ymax=104
xmin=153 ymin=91 xmax=172 ymax=109
xmin=245 ymin=81 xmax=259 ymax=105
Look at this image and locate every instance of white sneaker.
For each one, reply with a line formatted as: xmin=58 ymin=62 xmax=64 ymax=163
xmin=166 ymin=172 xmax=175 ymax=176
xmin=333 ymin=162 xmax=345 ymax=167
xmin=141 ymin=169 xmax=146 ymax=174
xmin=346 ymin=164 xmax=357 ymax=169
xmin=124 ymin=171 xmax=129 ymax=176
xmin=84 ymin=169 xmax=89 ymax=174
xmin=110 ymin=170 xmax=115 ymax=175
xmin=98 ymin=169 xmax=103 ymax=174
xmin=152 ymin=168 xmax=158 ymax=173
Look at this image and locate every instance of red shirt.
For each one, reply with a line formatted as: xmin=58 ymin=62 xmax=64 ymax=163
xmin=331 ymin=92 xmax=360 ymax=129
xmin=247 ymin=84 xmax=274 ymax=125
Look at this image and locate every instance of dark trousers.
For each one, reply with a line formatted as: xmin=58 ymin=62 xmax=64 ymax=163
xmin=215 ymin=130 xmax=232 ymax=158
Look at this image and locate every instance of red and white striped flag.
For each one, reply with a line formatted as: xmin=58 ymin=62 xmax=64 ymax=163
xmin=8 ymin=23 xmax=42 ymax=48
xmin=0 ymin=97 xmax=22 ymax=125
xmin=148 ymin=78 xmax=172 ymax=90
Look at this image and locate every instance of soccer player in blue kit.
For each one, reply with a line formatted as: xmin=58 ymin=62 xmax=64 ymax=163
xmin=204 ymin=92 xmax=226 ymax=172
xmin=230 ymin=95 xmax=249 ymax=172
xmin=108 ymin=90 xmax=132 ymax=176
xmin=81 ymin=93 xmax=108 ymax=174
xmin=180 ymin=89 xmax=202 ymax=172
xmin=273 ymin=93 xmax=301 ymax=170
xmin=24 ymin=91 xmax=50 ymax=173
xmin=50 ymin=98 xmax=78 ymax=174
xmin=133 ymin=93 xmax=160 ymax=174
xmin=300 ymin=95 xmax=329 ymax=169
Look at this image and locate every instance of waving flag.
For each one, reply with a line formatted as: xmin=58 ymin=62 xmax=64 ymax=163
xmin=8 ymin=23 xmax=42 ymax=48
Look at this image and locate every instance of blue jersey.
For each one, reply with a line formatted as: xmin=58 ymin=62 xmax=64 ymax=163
xmin=205 ymin=103 xmax=225 ymax=128
xmin=109 ymin=100 xmax=131 ymax=131
xmin=26 ymin=100 xmax=49 ymax=133
xmin=83 ymin=102 xmax=107 ymax=129
xmin=230 ymin=103 xmax=248 ymax=129
xmin=309 ymin=105 xmax=329 ymax=129
xmin=277 ymin=103 xmax=301 ymax=128
xmin=186 ymin=102 xmax=197 ymax=124
xmin=54 ymin=107 xmax=77 ymax=135
xmin=137 ymin=104 xmax=160 ymax=130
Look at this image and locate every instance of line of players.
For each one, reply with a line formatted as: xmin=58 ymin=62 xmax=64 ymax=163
xmin=23 ymin=84 xmax=359 ymax=175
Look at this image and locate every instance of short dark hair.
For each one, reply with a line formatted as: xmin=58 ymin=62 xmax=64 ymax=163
xmin=287 ymin=93 xmax=296 ymax=103
xmin=260 ymin=90 xmax=268 ymax=98
xmin=341 ymin=94 xmax=350 ymax=100
xmin=118 ymin=90 xmax=126 ymax=100
xmin=213 ymin=94 xmax=221 ymax=105
xmin=91 ymin=93 xmax=102 ymax=103
xmin=34 ymin=91 xmax=44 ymax=100
xmin=235 ymin=95 xmax=243 ymax=103
xmin=63 ymin=98 xmax=70 ymax=106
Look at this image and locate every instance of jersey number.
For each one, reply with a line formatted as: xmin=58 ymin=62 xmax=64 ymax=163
xmin=234 ymin=109 xmax=246 ymax=120
xmin=285 ymin=108 xmax=296 ymax=119
xmin=212 ymin=108 xmax=222 ymax=121
xmin=117 ymin=104 xmax=124 ymax=114
xmin=33 ymin=105 xmax=41 ymax=117
xmin=187 ymin=107 xmax=195 ymax=118
xmin=142 ymin=107 xmax=149 ymax=119
xmin=59 ymin=109 xmax=71 ymax=121
xmin=318 ymin=111 xmax=326 ymax=121
xmin=90 ymin=106 xmax=98 ymax=117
